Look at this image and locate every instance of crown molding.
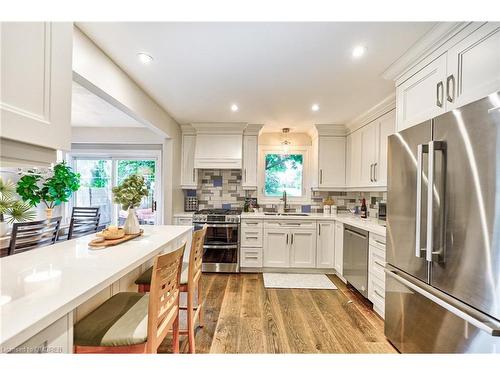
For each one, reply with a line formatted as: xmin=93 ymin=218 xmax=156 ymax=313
xmin=244 ymin=124 xmax=264 ymax=136
xmin=382 ymin=22 xmax=469 ymax=82
xmin=309 ymin=124 xmax=346 ymax=138
xmin=346 ymin=93 xmax=396 ymax=133
xmin=190 ymin=122 xmax=248 ymax=135
xmin=180 ymin=124 xmax=195 ymax=134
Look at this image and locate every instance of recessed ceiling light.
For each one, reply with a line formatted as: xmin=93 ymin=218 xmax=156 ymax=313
xmin=137 ymin=53 xmax=153 ymax=64
xmin=231 ymin=104 xmax=239 ymax=112
xmin=352 ymin=45 xmax=366 ymax=58
xmin=311 ymin=104 xmax=320 ymax=112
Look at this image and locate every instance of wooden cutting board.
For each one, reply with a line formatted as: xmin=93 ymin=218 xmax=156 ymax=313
xmin=88 ymin=229 xmax=144 ymax=249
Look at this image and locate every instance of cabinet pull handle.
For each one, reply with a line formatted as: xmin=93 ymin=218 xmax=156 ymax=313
xmin=291 ymin=234 xmax=294 ymax=245
xmin=374 ymin=260 xmax=385 ymax=268
xmin=436 ymin=81 xmax=444 ymax=107
xmin=374 ymin=289 xmax=385 ymax=299
xmin=244 ymin=168 xmax=247 ymax=182
xmin=446 ymin=75 xmax=455 ymax=103
xmin=192 ymin=168 xmax=195 ymax=182
xmin=286 ymin=234 xmax=289 ymax=244
xmin=370 ymin=164 xmax=374 ymax=182
xmin=320 ymin=169 xmax=323 ymax=184
xmin=374 ymin=162 xmax=377 ymax=182
xmin=319 ymin=225 xmax=321 ymax=236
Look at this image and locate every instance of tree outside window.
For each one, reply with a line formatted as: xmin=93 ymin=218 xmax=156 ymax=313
xmin=264 ymin=154 xmax=303 ymax=197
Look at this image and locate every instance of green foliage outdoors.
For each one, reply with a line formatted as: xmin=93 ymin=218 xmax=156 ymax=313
xmin=117 ymin=160 xmax=155 ymax=189
xmin=112 ymin=174 xmax=149 ymax=210
xmin=90 ymin=160 xmax=109 ymax=188
xmin=264 ymin=154 xmax=303 ymax=196
xmin=0 ymin=177 xmax=35 ymax=223
xmin=16 ymin=162 xmax=80 ymax=209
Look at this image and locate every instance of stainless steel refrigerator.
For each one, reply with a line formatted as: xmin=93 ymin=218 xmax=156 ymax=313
xmin=385 ymin=92 xmax=500 ymax=353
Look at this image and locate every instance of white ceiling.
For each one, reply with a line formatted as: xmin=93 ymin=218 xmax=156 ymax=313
xmin=77 ymin=22 xmax=436 ymax=132
xmin=71 ymin=81 xmax=144 ymax=127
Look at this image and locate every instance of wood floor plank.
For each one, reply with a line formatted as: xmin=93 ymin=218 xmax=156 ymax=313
xmin=159 ymin=273 xmax=397 ymax=354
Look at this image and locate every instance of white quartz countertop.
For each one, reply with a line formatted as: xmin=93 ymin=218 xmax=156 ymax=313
xmin=241 ymin=212 xmax=386 ymax=236
xmin=0 ymin=225 xmax=192 ymax=349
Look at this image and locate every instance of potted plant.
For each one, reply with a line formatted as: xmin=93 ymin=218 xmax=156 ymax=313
xmin=0 ymin=178 xmax=36 ymax=236
xmin=16 ymin=162 xmax=80 ymax=219
xmin=112 ymin=174 xmax=149 ymax=234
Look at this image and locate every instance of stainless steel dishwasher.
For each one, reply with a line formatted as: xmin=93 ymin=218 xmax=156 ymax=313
xmin=343 ymin=224 xmax=369 ymax=298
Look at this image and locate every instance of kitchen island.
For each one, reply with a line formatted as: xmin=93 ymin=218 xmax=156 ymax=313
xmin=0 ymin=225 xmax=192 ymax=353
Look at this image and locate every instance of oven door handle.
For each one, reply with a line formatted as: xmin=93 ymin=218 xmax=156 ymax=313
xmin=194 ymin=223 xmax=239 ymax=228
xmin=203 ymin=244 xmax=239 ymax=250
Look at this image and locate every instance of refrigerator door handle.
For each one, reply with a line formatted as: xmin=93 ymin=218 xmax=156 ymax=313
xmin=415 ymin=144 xmax=428 ymax=258
xmin=426 ymin=140 xmax=446 ymax=262
xmin=385 ymin=267 xmax=500 ymax=336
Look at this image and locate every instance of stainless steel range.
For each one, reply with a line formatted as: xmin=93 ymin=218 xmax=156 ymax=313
xmin=193 ymin=208 xmax=241 ymax=273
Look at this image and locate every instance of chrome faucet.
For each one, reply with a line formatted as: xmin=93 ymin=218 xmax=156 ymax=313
xmin=281 ymin=190 xmax=288 ymax=212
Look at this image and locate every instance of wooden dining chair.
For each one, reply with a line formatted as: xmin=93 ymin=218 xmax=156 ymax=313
xmin=135 ymin=225 xmax=207 ymax=353
xmin=73 ymin=244 xmax=186 ymax=354
xmin=67 ymin=207 xmax=101 ymax=240
xmin=8 ymin=217 xmax=62 ymax=256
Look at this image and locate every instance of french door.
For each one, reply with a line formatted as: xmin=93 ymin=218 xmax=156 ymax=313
xmin=72 ymin=156 xmax=160 ymax=226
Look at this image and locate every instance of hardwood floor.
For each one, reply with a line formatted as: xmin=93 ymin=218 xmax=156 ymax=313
xmin=158 ymin=273 xmax=397 ymax=354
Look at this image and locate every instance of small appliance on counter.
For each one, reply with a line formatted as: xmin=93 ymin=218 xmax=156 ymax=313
xmin=378 ymin=202 xmax=386 ymax=222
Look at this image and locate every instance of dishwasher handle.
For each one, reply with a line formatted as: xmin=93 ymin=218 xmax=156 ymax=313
xmin=344 ymin=227 xmax=368 ymax=240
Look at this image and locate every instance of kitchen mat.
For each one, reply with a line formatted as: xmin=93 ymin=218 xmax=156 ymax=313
xmin=263 ymin=273 xmax=338 ymax=290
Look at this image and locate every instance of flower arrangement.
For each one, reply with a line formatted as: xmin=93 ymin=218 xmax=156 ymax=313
xmin=112 ymin=174 xmax=149 ymax=210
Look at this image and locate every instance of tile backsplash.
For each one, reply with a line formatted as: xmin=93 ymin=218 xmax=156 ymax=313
xmin=186 ymin=169 xmax=386 ymax=217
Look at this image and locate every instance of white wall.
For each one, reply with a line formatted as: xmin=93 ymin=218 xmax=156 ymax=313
xmin=72 ymin=27 xmax=183 ymax=223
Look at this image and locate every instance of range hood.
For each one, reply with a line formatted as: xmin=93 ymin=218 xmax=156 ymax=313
xmin=191 ymin=123 xmax=247 ymax=169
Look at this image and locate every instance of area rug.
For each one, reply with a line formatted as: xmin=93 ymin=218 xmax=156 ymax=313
xmin=263 ymin=273 xmax=338 ymax=290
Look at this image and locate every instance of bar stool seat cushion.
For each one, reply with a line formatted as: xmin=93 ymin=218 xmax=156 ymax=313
xmin=74 ymin=292 xmax=149 ymax=347
xmin=135 ymin=261 xmax=189 ymax=286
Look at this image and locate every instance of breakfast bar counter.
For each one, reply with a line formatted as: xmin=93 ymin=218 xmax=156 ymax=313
xmin=0 ymin=225 xmax=192 ymax=352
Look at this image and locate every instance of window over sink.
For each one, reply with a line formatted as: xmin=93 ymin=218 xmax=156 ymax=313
xmin=264 ymin=153 xmax=304 ymax=197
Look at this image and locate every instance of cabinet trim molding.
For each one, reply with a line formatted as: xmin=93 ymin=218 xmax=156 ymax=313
xmin=346 ymin=93 xmax=396 ymax=134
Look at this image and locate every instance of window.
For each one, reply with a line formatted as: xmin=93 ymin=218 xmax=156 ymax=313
xmin=72 ymin=156 xmax=159 ymax=226
xmin=264 ymin=153 xmax=303 ymax=197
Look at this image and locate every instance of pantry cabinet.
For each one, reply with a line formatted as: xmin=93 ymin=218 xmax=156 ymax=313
xmin=316 ymin=221 xmax=335 ymax=268
xmin=0 ymin=22 xmax=73 ymax=151
xmin=396 ymin=22 xmax=500 ymax=131
xmin=180 ymin=133 xmax=198 ymax=189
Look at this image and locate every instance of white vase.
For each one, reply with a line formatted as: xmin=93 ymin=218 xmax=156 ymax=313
xmin=123 ymin=208 xmax=141 ymax=235
xmin=0 ymin=221 xmax=9 ymax=237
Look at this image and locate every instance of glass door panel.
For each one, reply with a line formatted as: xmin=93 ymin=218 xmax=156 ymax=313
xmin=73 ymin=159 xmax=113 ymax=225
xmin=116 ymin=159 xmax=157 ymax=226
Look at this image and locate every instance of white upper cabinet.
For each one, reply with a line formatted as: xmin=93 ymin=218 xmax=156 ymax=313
xmin=396 ymin=54 xmax=447 ymax=131
xmin=360 ymin=122 xmax=378 ymax=186
xmin=180 ymin=133 xmax=198 ymax=189
xmin=242 ymin=125 xmax=263 ymax=189
xmin=395 ymin=22 xmax=500 ymax=131
xmin=317 ymin=137 xmax=346 ymax=189
xmin=0 ymin=22 xmax=73 ymax=151
xmin=311 ymin=125 xmax=346 ymax=190
xmin=374 ymin=110 xmax=395 ymax=187
xmin=346 ymin=129 xmax=362 ymax=188
xmin=446 ymin=23 xmax=500 ymax=109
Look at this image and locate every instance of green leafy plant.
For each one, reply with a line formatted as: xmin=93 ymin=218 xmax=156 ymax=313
xmin=0 ymin=178 xmax=35 ymax=224
xmin=16 ymin=162 xmax=81 ymax=209
xmin=112 ymin=174 xmax=149 ymax=210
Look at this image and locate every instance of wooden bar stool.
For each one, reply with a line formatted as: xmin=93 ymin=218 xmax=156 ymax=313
xmin=135 ymin=225 xmax=207 ymax=353
xmin=73 ymin=244 xmax=185 ymax=353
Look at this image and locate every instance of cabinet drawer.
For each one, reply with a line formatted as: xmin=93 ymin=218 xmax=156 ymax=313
xmin=241 ymin=220 xmax=263 ymax=229
xmin=369 ymin=246 xmax=386 ymax=283
xmin=176 ymin=217 xmax=193 ymax=226
xmin=264 ymin=220 xmax=316 ymax=229
xmin=369 ymin=233 xmax=386 ymax=250
xmin=240 ymin=247 xmax=263 ymax=268
xmin=241 ymin=227 xmax=263 ymax=247
xmin=370 ymin=276 xmax=385 ymax=318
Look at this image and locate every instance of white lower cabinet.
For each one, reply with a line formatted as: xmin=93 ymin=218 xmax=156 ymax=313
xmin=15 ymin=313 xmax=73 ymax=353
xmin=240 ymin=247 xmax=263 ymax=268
xmin=334 ymin=221 xmax=344 ymax=276
xmin=316 ymin=221 xmax=335 ymax=268
xmin=368 ymin=233 xmax=387 ymax=319
xmin=263 ymin=229 xmax=289 ymax=268
xmin=289 ymin=229 xmax=316 ymax=268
